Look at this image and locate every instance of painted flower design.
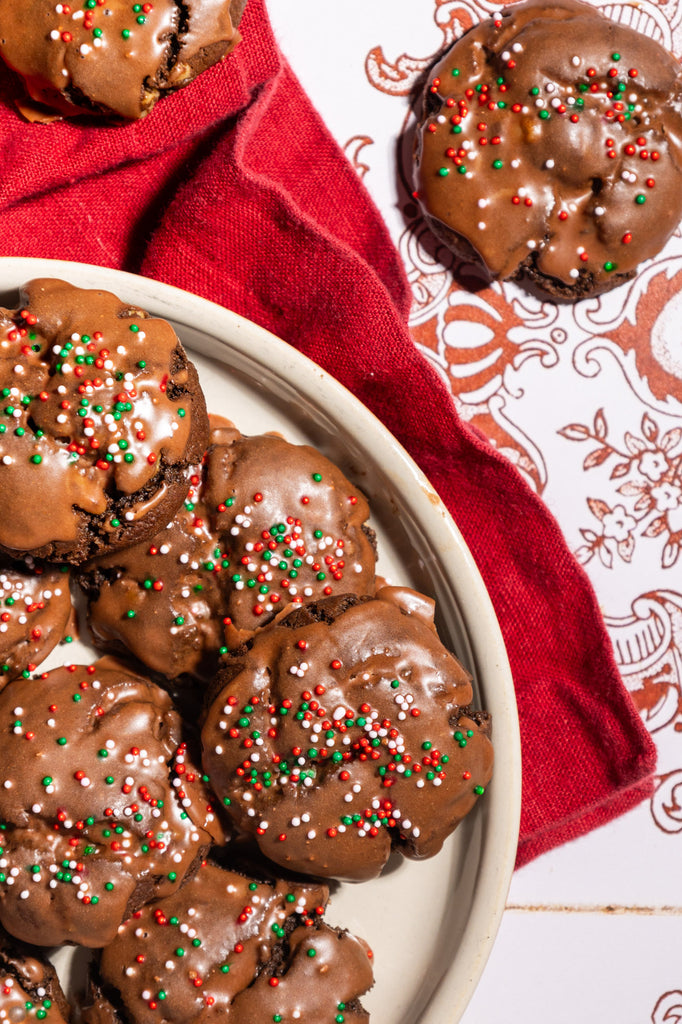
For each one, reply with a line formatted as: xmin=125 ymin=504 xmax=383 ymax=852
xmin=651 ymin=481 xmax=681 ymax=512
xmin=560 ymin=410 xmax=682 ymax=569
xmin=639 ymin=450 xmax=668 ymax=482
xmin=601 ymin=504 xmax=636 ymax=542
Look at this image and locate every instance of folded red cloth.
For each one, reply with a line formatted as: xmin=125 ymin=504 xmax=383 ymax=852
xmin=0 ymin=0 xmax=656 ymax=867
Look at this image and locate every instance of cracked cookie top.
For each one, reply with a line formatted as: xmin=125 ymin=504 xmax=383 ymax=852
xmin=0 ymin=279 xmax=208 ymax=564
xmin=0 ymin=558 xmax=72 ymax=689
xmin=0 ymin=0 xmax=246 ymax=120
xmin=0 ymin=657 xmax=224 ymax=947
xmin=201 ymin=587 xmax=493 ymax=882
xmin=79 ymin=424 xmax=377 ymax=680
xmin=82 ymin=860 xmax=374 ymax=1024
xmin=414 ymin=0 xmax=682 ymax=298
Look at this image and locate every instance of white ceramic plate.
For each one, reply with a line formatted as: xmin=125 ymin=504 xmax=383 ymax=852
xmin=0 ymin=257 xmax=521 ymax=1024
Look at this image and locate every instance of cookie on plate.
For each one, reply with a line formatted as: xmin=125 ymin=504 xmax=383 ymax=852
xmin=0 ymin=0 xmax=247 ymax=121
xmin=0 ymin=657 xmax=225 ymax=947
xmin=413 ymin=0 xmax=682 ymax=299
xmin=201 ymin=587 xmax=493 ymax=882
xmin=78 ymin=424 xmax=377 ymax=680
xmin=0 ymin=931 xmax=72 ymax=1023
xmin=0 ymin=279 xmax=209 ymax=565
xmin=81 ymin=859 xmax=374 ymax=1024
xmin=0 ymin=558 xmax=72 ymax=689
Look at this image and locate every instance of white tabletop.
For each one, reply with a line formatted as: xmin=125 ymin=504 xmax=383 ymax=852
xmin=268 ymin=1 xmax=682 ymax=1019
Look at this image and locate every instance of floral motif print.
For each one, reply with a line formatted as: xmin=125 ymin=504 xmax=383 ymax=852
xmin=559 ymin=410 xmax=682 ymax=569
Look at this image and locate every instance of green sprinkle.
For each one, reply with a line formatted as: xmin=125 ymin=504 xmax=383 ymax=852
xmin=492 ymin=159 xmax=503 ymax=169
xmin=438 ymin=167 xmax=450 ymax=177
xmin=635 ymin=194 xmax=646 ymax=205
xmin=307 ymin=948 xmax=317 ymax=957
xmin=57 ymin=737 xmax=67 ymax=746
xmin=30 ymin=454 xmax=42 ymax=464
xmin=538 ymin=109 xmax=549 ymax=120
xmin=129 ymin=323 xmax=140 ymax=333
xmin=474 ymin=785 xmax=485 ymax=795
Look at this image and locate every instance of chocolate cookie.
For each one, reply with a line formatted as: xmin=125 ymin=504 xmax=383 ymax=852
xmin=0 ymin=559 xmax=72 ymax=689
xmin=0 ymin=658 xmax=224 ymax=947
xmin=0 ymin=0 xmax=246 ymax=121
xmin=81 ymin=860 xmax=374 ymax=1024
xmin=413 ymin=0 xmax=682 ymax=299
xmin=79 ymin=425 xmax=377 ymax=680
xmin=0 ymin=279 xmax=209 ymax=565
xmin=201 ymin=587 xmax=493 ymax=882
xmin=0 ymin=932 xmax=72 ymax=1023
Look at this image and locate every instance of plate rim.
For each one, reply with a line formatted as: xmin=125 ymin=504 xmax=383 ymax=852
xmin=0 ymin=256 xmax=521 ymax=1023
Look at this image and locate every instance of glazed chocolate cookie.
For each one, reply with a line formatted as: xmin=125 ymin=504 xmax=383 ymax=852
xmin=0 ymin=0 xmax=246 ymax=121
xmin=0 ymin=279 xmax=209 ymax=565
xmin=81 ymin=860 xmax=374 ymax=1024
xmin=414 ymin=0 xmax=682 ymax=299
xmin=201 ymin=587 xmax=493 ymax=882
xmin=0 ymin=559 xmax=72 ymax=689
xmin=0 ymin=932 xmax=72 ymax=1023
xmin=79 ymin=425 xmax=377 ymax=680
xmin=0 ymin=658 xmax=224 ymax=947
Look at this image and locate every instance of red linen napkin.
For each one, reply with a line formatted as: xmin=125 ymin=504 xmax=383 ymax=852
xmin=0 ymin=0 xmax=656 ymax=868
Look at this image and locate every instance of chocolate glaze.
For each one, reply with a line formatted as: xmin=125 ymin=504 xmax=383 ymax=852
xmin=414 ymin=0 xmax=682 ymax=298
xmin=83 ymin=860 xmax=373 ymax=1024
xmin=80 ymin=426 xmax=376 ymax=680
xmin=0 ymin=280 xmax=208 ymax=564
xmin=0 ymin=658 xmax=224 ymax=947
xmin=202 ymin=587 xmax=493 ymax=882
xmin=0 ymin=934 xmax=71 ymax=1023
xmin=0 ymin=559 xmax=72 ymax=688
xmin=0 ymin=0 xmax=246 ymax=121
